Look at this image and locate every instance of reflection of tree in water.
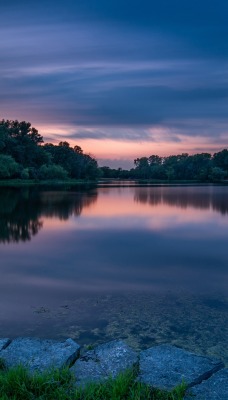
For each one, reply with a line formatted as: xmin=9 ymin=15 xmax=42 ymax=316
xmin=134 ymin=186 xmax=228 ymax=215
xmin=40 ymin=191 xmax=97 ymax=219
xmin=0 ymin=189 xmax=43 ymax=243
xmin=0 ymin=187 xmax=98 ymax=243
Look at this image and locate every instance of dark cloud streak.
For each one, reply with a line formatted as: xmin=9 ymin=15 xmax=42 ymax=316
xmin=0 ymin=0 xmax=227 ymax=147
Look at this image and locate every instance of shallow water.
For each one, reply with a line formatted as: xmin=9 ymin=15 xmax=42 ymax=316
xmin=0 ymin=184 xmax=227 ymax=363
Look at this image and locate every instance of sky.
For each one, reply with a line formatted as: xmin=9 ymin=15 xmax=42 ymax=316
xmin=0 ymin=0 xmax=227 ymax=168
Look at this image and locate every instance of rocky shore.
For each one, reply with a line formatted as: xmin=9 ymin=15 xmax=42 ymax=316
xmin=0 ymin=338 xmax=227 ymax=399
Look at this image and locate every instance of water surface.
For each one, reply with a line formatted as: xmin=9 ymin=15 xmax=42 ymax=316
xmin=0 ymin=185 xmax=227 ymax=363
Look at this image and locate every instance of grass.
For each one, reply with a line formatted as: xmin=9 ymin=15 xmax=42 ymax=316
xmin=0 ymin=362 xmax=187 ymax=400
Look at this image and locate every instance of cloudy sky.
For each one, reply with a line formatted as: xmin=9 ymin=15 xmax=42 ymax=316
xmin=1 ymin=0 xmax=227 ymax=167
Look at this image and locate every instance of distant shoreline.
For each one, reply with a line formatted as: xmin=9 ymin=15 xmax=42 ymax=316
xmin=0 ymin=178 xmax=227 ymax=188
xmin=0 ymin=179 xmax=98 ymax=187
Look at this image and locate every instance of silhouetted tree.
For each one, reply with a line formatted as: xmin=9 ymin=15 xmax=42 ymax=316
xmin=0 ymin=119 xmax=99 ymax=180
xmin=213 ymin=149 xmax=228 ymax=175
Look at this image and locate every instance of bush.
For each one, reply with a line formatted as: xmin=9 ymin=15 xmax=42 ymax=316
xmin=0 ymin=155 xmax=19 ymax=179
xmin=38 ymin=164 xmax=69 ymax=180
xmin=209 ymin=167 xmax=226 ymax=182
xmin=20 ymin=168 xmax=30 ymax=179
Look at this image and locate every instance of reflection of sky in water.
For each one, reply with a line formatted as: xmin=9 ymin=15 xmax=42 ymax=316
xmin=0 ymin=186 xmax=227 ymax=297
xmin=0 ymin=185 xmax=227 ymax=362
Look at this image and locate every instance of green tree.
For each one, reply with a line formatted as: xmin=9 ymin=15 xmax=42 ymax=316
xmin=134 ymin=157 xmax=150 ymax=178
xmin=20 ymin=168 xmax=30 ymax=180
xmin=163 ymin=154 xmax=189 ymax=179
xmin=148 ymin=155 xmax=163 ymax=166
xmin=44 ymin=142 xmax=99 ymax=179
xmin=0 ymin=120 xmax=43 ymax=144
xmin=209 ymin=167 xmax=226 ymax=182
xmin=38 ymin=164 xmax=69 ymax=180
xmin=213 ymin=149 xmax=228 ymax=176
xmin=0 ymin=119 xmax=49 ymax=168
xmin=0 ymin=155 xmax=19 ymax=179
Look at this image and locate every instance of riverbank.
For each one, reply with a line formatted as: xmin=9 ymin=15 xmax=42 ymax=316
xmin=0 ymin=179 xmax=98 ymax=187
xmin=0 ymin=178 xmax=227 ymax=188
xmin=0 ymin=338 xmax=227 ymax=399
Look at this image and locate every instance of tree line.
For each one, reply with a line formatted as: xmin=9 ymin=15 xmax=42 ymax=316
xmin=100 ymin=150 xmax=228 ymax=182
xmin=0 ymin=119 xmax=227 ymax=182
xmin=0 ymin=119 xmax=99 ymax=180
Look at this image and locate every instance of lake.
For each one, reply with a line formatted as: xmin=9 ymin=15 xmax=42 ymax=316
xmin=0 ymin=184 xmax=227 ymax=364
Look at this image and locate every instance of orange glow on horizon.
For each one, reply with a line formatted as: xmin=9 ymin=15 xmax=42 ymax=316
xmin=34 ymin=123 xmax=227 ymax=166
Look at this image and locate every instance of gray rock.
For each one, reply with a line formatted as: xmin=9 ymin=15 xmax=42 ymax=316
xmin=139 ymin=345 xmax=224 ymax=391
xmin=0 ymin=339 xmax=11 ymax=351
xmin=184 ymin=368 xmax=228 ymax=400
xmin=1 ymin=337 xmax=80 ymax=373
xmin=71 ymin=340 xmax=138 ymax=386
xmin=95 ymin=340 xmax=138 ymax=377
xmin=72 ymin=358 xmax=106 ymax=385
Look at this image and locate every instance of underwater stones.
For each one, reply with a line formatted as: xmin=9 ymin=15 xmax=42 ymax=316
xmin=184 ymin=368 xmax=228 ymax=400
xmin=0 ymin=338 xmax=11 ymax=351
xmin=139 ymin=344 xmax=224 ymax=391
xmin=0 ymin=337 xmax=80 ymax=373
xmin=71 ymin=340 xmax=138 ymax=386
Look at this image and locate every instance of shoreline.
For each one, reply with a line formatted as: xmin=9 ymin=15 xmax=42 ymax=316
xmin=0 ymin=178 xmax=227 ymax=188
xmin=0 ymin=337 xmax=227 ymax=399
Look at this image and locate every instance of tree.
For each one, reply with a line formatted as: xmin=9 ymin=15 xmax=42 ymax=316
xmin=0 ymin=119 xmax=43 ymax=144
xmin=44 ymin=142 xmax=99 ymax=179
xmin=81 ymin=154 xmax=98 ymax=179
xmin=148 ymin=155 xmax=162 ymax=166
xmin=38 ymin=164 xmax=69 ymax=180
xmin=0 ymin=123 xmax=8 ymax=152
xmin=59 ymin=141 xmax=70 ymax=148
xmin=0 ymin=119 xmax=48 ymax=168
xmin=74 ymin=145 xmax=83 ymax=154
xmin=0 ymin=155 xmax=19 ymax=179
xmin=209 ymin=167 xmax=226 ymax=182
xmin=213 ymin=149 xmax=228 ymax=176
xmin=134 ymin=157 xmax=150 ymax=179
xmin=188 ymin=153 xmax=211 ymax=180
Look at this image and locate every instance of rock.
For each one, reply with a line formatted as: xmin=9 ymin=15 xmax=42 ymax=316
xmin=0 ymin=337 xmax=80 ymax=373
xmin=0 ymin=339 xmax=11 ymax=351
xmin=71 ymin=340 xmax=138 ymax=386
xmin=139 ymin=344 xmax=224 ymax=391
xmin=72 ymin=358 xmax=105 ymax=385
xmin=184 ymin=368 xmax=228 ymax=400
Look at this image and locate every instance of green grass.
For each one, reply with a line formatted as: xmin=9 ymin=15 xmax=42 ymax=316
xmin=0 ymin=363 xmax=187 ymax=400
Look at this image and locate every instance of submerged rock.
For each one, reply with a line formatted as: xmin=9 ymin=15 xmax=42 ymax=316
xmin=0 ymin=337 xmax=80 ymax=373
xmin=184 ymin=368 xmax=228 ymax=400
xmin=71 ymin=340 xmax=138 ymax=386
xmin=139 ymin=344 xmax=224 ymax=391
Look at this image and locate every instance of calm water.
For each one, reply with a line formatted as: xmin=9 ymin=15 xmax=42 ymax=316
xmin=0 ymin=184 xmax=227 ymax=363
